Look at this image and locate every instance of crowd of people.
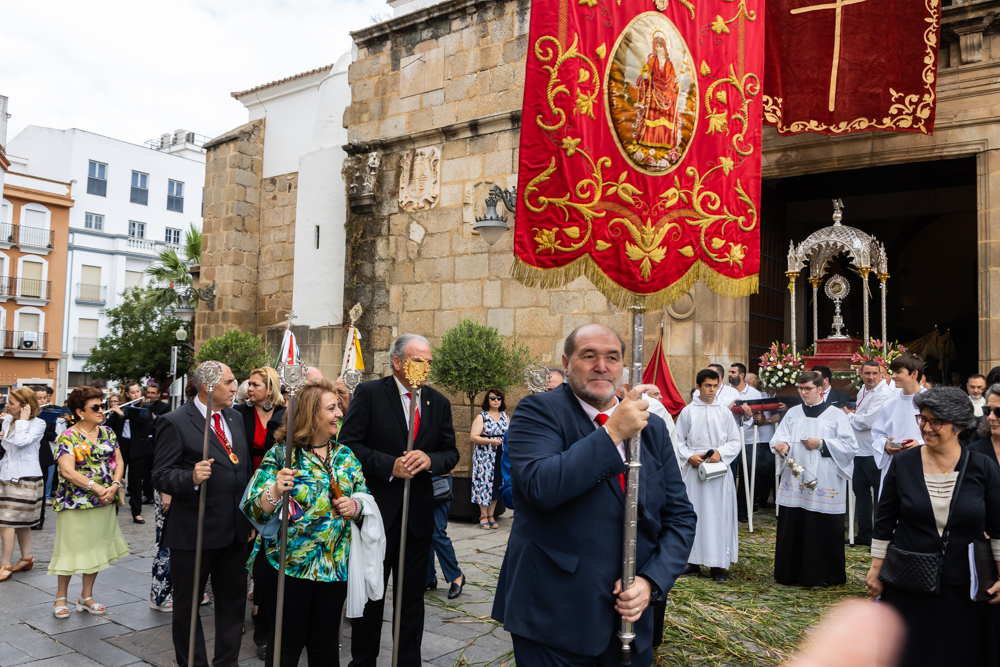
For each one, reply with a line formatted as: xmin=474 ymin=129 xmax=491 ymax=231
xmin=4 ymin=325 xmax=1000 ymax=666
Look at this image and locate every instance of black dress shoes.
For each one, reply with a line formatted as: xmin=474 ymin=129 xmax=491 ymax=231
xmin=680 ymin=563 xmax=701 ymax=576
xmin=257 ymin=645 xmax=267 ymax=660
xmin=133 ymin=517 xmax=145 ymax=524
xmin=425 ymin=581 xmax=438 ymax=591
xmin=710 ymin=568 xmax=728 ymax=582
xmin=447 ymin=575 xmax=465 ymax=600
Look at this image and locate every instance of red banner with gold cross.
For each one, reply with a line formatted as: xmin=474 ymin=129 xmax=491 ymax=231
xmin=762 ymin=0 xmax=941 ymax=136
xmin=511 ymin=0 xmax=764 ymax=309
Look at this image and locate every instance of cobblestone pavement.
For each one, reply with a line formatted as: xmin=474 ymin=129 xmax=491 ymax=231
xmin=0 ymin=504 xmax=512 ymax=667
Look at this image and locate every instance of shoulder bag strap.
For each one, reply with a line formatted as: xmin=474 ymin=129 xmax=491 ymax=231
xmin=940 ymin=448 xmax=971 ymax=556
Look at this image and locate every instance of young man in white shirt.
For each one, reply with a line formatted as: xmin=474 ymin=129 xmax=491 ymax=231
xmin=843 ymin=361 xmax=891 ymax=547
xmin=870 ymin=355 xmax=926 ymax=495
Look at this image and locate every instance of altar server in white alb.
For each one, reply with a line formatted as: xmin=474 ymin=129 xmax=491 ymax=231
xmin=870 ymin=355 xmax=925 ymax=494
xmin=770 ymin=371 xmax=858 ymax=587
xmin=675 ymin=369 xmax=741 ymax=582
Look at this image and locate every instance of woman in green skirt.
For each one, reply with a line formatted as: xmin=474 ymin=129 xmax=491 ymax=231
xmin=49 ymin=385 xmax=129 ymax=619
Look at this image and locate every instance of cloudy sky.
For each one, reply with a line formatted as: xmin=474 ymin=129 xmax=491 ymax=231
xmin=2 ymin=0 xmax=387 ymax=147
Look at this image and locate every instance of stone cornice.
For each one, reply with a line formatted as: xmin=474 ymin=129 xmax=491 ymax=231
xmin=351 ymin=0 xmax=491 ymax=48
xmin=344 ymin=109 xmax=521 ymax=155
xmin=942 ymin=0 xmax=1000 ymax=26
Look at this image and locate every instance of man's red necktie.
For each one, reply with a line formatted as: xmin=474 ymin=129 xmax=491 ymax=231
xmin=404 ymin=392 xmax=421 ymax=439
xmin=212 ymin=413 xmax=238 ymax=464
xmin=594 ymin=414 xmax=624 ymax=492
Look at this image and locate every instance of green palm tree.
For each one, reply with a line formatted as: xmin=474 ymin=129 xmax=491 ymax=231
xmin=136 ymin=223 xmax=202 ymax=316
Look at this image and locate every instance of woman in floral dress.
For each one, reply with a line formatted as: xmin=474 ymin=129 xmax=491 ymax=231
xmin=48 ymin=386 xmax=129 ymax=619
xmin=241 ymin=378 xmax=371 ymax=667
xmin=470 ymin=389 xmax=508 ymax=529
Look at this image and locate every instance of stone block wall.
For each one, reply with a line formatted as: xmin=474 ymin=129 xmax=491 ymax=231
xmin=198 ymin=119 xmax=299 ymax=346
xmin=343 ymin=0 xmax=752 ymax=471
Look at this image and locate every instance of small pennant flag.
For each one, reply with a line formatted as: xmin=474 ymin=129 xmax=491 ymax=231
xmin=275 ymin=327 xmax=299 ymax=368
xmin=340 ymin=325 xmax=364 ymax=375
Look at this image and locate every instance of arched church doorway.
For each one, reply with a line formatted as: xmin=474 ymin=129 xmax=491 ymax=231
xmin=750 ymin=157 xmax=978 ymax=382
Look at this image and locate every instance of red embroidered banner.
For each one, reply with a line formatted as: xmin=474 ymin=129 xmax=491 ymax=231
xmin=762 ymin=0 xmax=940 ymax=136
xmin=512 ymin=0 xmax=764 ymax=309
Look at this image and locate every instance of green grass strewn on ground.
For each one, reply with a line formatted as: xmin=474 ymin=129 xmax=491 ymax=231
xmin=655 ymin=509 xmax=870 ymax=666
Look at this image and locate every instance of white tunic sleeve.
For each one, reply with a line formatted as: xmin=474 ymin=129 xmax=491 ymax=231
xmin=719 ymin=412 xmax=742 ymax=466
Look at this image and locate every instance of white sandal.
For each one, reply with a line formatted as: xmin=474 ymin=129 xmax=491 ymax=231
xmin=149 ymin=599 xmax=173 ymax=612
xmin=53 ymin=597 xmax=70 ymax=619
xmin=76 ymin=596 xmax=106 ymax=615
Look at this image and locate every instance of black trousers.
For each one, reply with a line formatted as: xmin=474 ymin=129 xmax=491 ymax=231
xmin=852 ymin=455 xmax=880 ymax=544
xmin=254 ymin=549 xmax=346 ymax=667
xmin=348 ymin=513 xmax=432 ymax=667
xmin=128 ymin=455 xmax=153 ymax=517
xmin=170 ymin=538 xmax=247 ymax=667
xmin=512 ymin=630 xmax=653 ymax=667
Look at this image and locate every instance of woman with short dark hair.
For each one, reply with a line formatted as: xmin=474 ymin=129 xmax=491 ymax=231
xmin=48 ymin=386 xmax=128 ymax=618
xmin=0 ymin=387 xmax=46 ymax=582
xmin=867 ymin=387 xmax=1000 ymax=665
xmin=470 ymin=388 xmax=508 ymax=529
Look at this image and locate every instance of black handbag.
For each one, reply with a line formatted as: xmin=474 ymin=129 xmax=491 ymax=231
xmin=878 ymin=449 xmax=969 ymax=595
xmin=432 ymin=476 xmax=453 ymax=505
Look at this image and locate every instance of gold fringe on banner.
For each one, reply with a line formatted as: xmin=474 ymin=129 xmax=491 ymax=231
xmin=511 ymin=255 xmax=759 ymax=313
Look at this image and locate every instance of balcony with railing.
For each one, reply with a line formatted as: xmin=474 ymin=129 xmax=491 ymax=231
xmin=1 ymin=331 xmax=47 ymax=354
xmin=77 ymin=283 xmax=107 ymax=304
xmin=74 ymin=336 xmax=98 ymax=357
xmin=12 ymin=278 xmax=52 ymax=304
xmin=126 ymin=237 xmax=158 ymax=254
xmin=0 ymin=276 xmax=11 ymax=300
xmin=4 ymin=224 xmax=55 ymax=253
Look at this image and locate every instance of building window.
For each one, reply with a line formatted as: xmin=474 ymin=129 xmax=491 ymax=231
xmin=167 ymin=180 xmax=184 ymax=212
xmin=125 ymin=270 xmax=143 ymax=289
xmin=87 ymin=161 xmax=107 ymax=197
xmin=128 ymin=220 xmax=146 ymax=238
xmin=131 ymin=171 xmax=149 ymax=205
xmin=84 ymin=212 xmax=104 ymax=231
xmin=165 ymin=228 xmax=181 ymax=246
xmin=68 ymin=371 xmax=100 ymax=388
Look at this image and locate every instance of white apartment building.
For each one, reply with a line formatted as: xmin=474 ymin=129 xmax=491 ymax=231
xmin=6 ymin=127 xmax=205 ymax=398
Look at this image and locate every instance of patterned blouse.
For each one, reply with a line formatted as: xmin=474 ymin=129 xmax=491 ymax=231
xmin=53 ymin=427 xmax=119 ymax=512
xmin=242 ymin=441 xmax=369 ymax=582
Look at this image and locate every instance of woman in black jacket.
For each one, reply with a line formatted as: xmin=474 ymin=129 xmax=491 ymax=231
xmin=867 ymin=387 xmax=1000 ymax=666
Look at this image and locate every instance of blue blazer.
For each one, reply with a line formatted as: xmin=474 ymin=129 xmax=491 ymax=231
xmin=491 ymin=384 xmax=696 ymax=656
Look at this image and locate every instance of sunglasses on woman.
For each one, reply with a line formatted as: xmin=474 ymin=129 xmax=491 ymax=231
xmin=991 ymin=406 xmax=1000 ymax=421
xmin=86 ymin=404 xmax=104 ymax=412
xmin=489 ymin=396 xmax=502 ymax=401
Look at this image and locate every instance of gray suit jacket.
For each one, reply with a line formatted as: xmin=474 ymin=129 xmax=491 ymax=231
xmin=152 ymin=401 xmax=250 ymax=551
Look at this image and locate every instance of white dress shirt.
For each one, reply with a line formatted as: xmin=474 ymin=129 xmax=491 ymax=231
xmin=847 ymin=380 xmax=891 ymax=456
xmin=575 ymin=395 xmax=626 ymax=462
xmin=393 ymin=376 xmax=421 ymax=425
xmin=192 ymin=396 xmax=234 ymax=445
xmin=0 ymin=415 xmax=45 ymax=481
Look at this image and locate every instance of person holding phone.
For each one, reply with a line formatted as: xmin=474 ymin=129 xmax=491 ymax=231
xmin=871 ymin=355 xmax=926 ymax=498
xmin=674 ymin=368 xmax=742 ymax=582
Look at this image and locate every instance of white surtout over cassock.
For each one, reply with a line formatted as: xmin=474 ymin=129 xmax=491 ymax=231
xmin=675 ymin=395 xmax=741 ymax=568
xmin=768 ymin=401 xmax=858 ymax=586
xmin=769 ymin=403 xmax=858 ymax=514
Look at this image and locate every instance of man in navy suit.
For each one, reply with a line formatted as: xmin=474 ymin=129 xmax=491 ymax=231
xmin=493 ymin=324 xmax=696 ymax=666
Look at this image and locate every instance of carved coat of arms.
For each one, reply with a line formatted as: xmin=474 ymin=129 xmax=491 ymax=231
xmin=398 ymin=147 xmax=440 ymax=211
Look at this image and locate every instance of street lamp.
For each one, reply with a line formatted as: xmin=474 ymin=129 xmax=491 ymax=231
xmin=175 ymin=326 xmax=187 ymax=342
xmin=474 ymin=185 xmax=516 ymax=245
xmin=172 ymin=326 xmax=193 ymax=410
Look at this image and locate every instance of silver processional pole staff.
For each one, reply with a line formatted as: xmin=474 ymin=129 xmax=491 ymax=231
xmin=187 ymin=361 xmax=223 ymax=667
xmin=272 ymin=361 xmax=306 ymax=667
xmin=392 ymin=357 xmax=431 ymax=667
xmin=619 ymin=309 xmax=644 ymax=665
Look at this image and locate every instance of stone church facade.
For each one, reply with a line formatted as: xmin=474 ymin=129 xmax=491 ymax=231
xmin=194 ymin=0 xmax=1000 ymax=471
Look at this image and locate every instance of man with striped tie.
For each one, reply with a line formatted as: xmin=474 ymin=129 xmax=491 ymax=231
xmin=152 ymin=361 xmax=249 ymax=667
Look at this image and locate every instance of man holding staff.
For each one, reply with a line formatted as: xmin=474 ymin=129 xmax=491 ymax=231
xmin=339 ymin=333 xmax=459 ymax=667
xmin=492 ymin=324 xmax=696 ymax=666
xmin=152 ymin=362 xmax=248 ymax=667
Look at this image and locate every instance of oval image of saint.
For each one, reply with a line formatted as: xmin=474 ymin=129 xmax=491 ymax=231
xmin=605 ymin=12 xmax=698 ymax=175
